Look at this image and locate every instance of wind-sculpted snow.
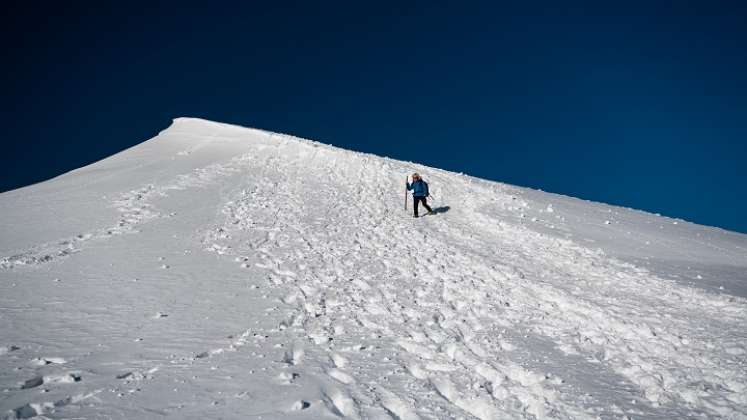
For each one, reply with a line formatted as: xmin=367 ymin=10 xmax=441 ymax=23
xmin=0 ymin=155 xmax=249 ymax=269
xmin=1 ymin=118 xmax=746 ymax=419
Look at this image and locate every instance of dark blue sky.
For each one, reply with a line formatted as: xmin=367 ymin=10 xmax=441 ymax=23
xmin=3 ymin=1 xmax=746 ymax=233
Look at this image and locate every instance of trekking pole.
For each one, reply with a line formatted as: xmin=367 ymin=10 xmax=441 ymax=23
xmin=404 ymin=175 xmax=409 ymax=211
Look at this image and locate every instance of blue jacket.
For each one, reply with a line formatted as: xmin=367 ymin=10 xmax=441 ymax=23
xmin=407 ymin=180 xmax=429 ymax=197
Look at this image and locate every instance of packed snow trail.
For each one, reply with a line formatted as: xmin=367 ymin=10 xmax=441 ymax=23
xmin=1 ymin=118 xmax=746 ymax=419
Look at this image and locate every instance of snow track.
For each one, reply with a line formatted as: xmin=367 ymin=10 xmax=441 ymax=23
xmin=200 ymin=132 xmax=746 ymax=418
xmin=2 ymin=118 xmax=746 ymax=419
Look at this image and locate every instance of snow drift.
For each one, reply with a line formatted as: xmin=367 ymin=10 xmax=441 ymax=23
xmin=1 ymin=118 xmax=746 ymax=419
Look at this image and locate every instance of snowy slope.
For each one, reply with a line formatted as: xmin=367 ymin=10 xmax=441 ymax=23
xmin=1 ymin=118 xmax=746 ymax=420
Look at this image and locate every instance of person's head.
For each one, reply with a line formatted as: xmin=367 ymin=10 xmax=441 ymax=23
xmin=412 ymin=172 xmax=421 ymax=181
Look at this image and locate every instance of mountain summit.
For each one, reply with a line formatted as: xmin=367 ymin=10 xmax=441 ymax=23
xmin=1 ymin=118 xmax=746 ymax=419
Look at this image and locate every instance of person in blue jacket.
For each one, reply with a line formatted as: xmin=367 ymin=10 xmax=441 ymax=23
xmin=406 ymin=172 xmax=433 ymax=217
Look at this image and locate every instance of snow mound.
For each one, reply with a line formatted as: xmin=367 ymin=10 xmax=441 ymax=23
xmin=1 ymin=117 xmax=746 ymax=419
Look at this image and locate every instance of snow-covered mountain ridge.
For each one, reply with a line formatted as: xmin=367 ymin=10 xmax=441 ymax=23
xmin=1 ymin=118 xmax=745 ymax=419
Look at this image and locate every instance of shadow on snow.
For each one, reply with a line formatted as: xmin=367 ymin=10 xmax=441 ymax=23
xmin=431 ymin=206 xmax=450 ymax=214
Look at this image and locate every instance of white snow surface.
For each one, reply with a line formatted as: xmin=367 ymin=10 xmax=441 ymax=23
xmin=1 ymin=117 xmax=746 ymax=419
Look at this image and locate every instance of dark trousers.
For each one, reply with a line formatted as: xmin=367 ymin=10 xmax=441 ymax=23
xmin=413 ymin=196 xmax=432 ymax=216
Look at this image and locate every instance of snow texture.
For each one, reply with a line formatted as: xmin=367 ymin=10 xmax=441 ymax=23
xmin=1 ymin=117 xmax=746 ymax=419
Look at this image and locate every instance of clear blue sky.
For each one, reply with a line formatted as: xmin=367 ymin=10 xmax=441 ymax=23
xmin=3 ymin=1 xmax=746 ymax=233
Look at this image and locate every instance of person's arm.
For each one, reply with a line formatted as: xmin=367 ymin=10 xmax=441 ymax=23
xmin=406 ymin=182 xmax=412 ymax=190
xmin=424 ymin=181 xmax=429 ymax=197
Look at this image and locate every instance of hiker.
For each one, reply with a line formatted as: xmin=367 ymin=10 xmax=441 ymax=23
xmin=406 ymin=173 xmax=433 ymax=217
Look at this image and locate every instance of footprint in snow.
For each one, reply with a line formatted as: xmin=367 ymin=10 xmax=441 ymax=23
xmin=116 ymin=367 xmax=158 ymax=382
xmin=290 ymin=400 xmax=312 ymax=410
xmin=330 ymin=353 xmax=348 ymax=368
xmin=20 ymin=377 xmax=43 ymax=390
xmin=0 ymin=345 xmax=20 ymax=355
xmin=30 ymin=357 xmax=66 ymax=366
xmin=276 ymin=371 xmax=300 ymax=385
xmin=20 ymin=373 xmax=81 ymax=389
xmin=282 ymin=344 xmax=304 ymax=366
xmin=327 ymin=368 xmax=355 ymax=384
xmin=194 ymin=349 xmax=224 ymax=360
xmin=321 ymin=386 xmax=359 ymax=419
